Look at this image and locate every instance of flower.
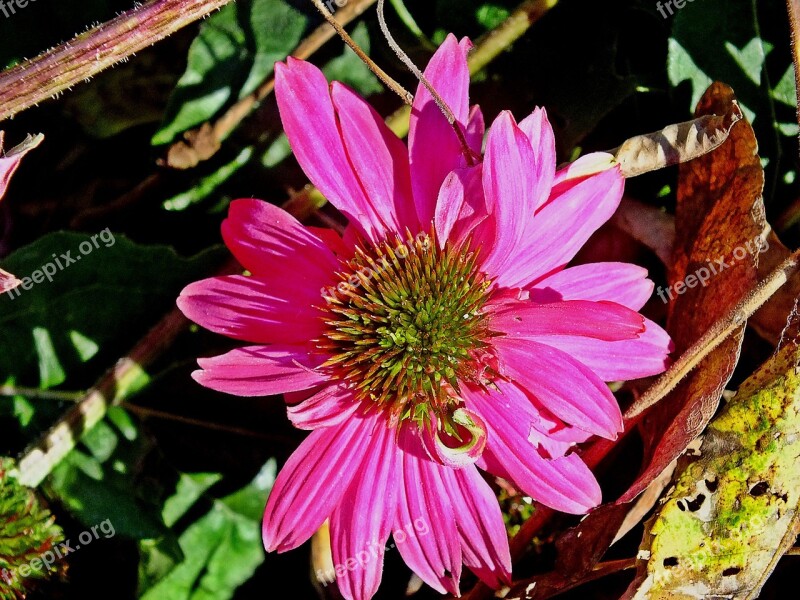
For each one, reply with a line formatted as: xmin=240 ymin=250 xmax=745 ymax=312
xmin=177 ymin=35 xmax=672 ymax=600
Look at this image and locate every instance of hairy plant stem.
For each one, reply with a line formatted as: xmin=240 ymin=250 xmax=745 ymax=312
xmin=0 ymin=0 xmax=234 ymax=122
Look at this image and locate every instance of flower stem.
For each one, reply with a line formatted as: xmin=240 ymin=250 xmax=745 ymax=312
xmin=0 ymin=0 xmax=234 ymax=122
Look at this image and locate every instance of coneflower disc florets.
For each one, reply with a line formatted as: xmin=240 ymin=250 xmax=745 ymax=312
xmin=320 ymin=231 xmax=493 ymax=425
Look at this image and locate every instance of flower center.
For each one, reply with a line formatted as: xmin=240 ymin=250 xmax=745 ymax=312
xmin=319 ymin=231 xmax=493 ymax=426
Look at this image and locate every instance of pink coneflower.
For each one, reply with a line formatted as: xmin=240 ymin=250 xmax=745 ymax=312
xmin=177 ymin=35 xmax=671 ymax=600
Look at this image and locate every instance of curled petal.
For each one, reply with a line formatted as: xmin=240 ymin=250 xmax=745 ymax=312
xmin=422 ymin=408 xmax=487 ymax=469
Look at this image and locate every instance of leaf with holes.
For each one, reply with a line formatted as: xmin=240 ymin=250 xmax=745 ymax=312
xmin=624 ymin=339 xmax=800 ymax=600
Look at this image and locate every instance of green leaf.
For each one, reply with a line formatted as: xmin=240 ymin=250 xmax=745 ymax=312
xmin=668 ymin=0 xmax=772 ymax=124
xmin=0 ymin=233 xmax=224 ymax=541
xmin=772 ymin=65 xmax=797 ymax=107
xmin=152 ymin=0 xmax=307 ymax=146
xmin=46 ymin=416 xmax=169 ymax=541
xmin=322 ymin=23 xmax=383 ymax=97
xmin=0 ymin=232 xmax=224 ymax=391
xmin=138 ymin=460 xmax=276 ymax=600
xmin=475 ymin=4 xmax=510 ymax=30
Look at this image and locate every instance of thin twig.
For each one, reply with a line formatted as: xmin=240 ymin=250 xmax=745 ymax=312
xmin=120 ymin=402 xmax=295 ymax=442
xmin=376 ymin=0 xmax=475 ymax=165
xmin=0 ymin=386 xmax=84 ymax=402
xmin=625 ymin=247 xmax=800 ymax=420
xmin=0 ymin=0 xmax=234 ymax=122
xmin=309 ymin=0 xmax=413 ymax=105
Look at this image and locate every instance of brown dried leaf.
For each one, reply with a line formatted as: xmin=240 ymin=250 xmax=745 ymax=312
xmin=612 ymin=106 xmax=743 ymax=178
xmin=621 ymin=82 xmax=766 ymax=503
xmin=553 ymin=503 xmax=630 ymax=578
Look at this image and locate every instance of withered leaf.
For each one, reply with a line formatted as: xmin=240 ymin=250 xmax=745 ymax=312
xmin=624 ymin=339 xmax=800 ymax=600
xmin=621 ymin=82 xmax=766 ymax=504
xmin=611 ymin=105 xmax=742 ymax=178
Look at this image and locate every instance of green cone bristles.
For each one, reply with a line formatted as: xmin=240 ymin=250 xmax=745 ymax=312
xmin=319 ymin=231 xmax=493 ymax=425
xmin=0 ymin=458 xmax=64 ymax=600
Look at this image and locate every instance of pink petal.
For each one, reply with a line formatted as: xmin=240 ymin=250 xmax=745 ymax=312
xmin=177 ymin=275 xmax=324 ymax=344
xmin=465 ymin=385 xmax=601 ymax=513
xmin=495 ymin=166 xmax=624 ymax=288
xmin=480 ymin=111 xmax=547 ymax=274
xmin=394 ymin=428 xmax=462 ymax=595
xmin=518 ymin=107 xmax=556 ymax=212
xmin=535 ymin=318 xmax=672 ymax=381
xmin=466 ymin=105 xmax=485 ymax=154
xmin=221 ymin=199 xmax=338 ymax=288
xmin=331 ymin=82 xmax=418 ymax=232
xmin=274 ymin=59 xmax=389 ymax=242
xmin=0 ymin=133 xmax=42 ymax=292
xmin=494 ymin=338 xmax=623 ymax=439
xmin=329 ymin=420 xmax=400 ymax=600
xmin=442 ymin=463 xmax=512 ymax=587
xmin=409 ymin=34 xmax=471 ymax=227
xmin=193 ymin=344 xmax=327 ymax=396
xmin=306 ymin=225 xmax=352 ymax=257
xmin=0 ymin=268 xmax=21 ymax=294
xmin=488 ymin=299 xmax=644 ymax=341
xmin=263 ymin=411 xmax=382 ymax=552
xmin=286 ymin=383 xmax=360 ymax=430
xmin=550 ymin=151 xmax=617 ymax=198
xmin=0 ymin=132 xmax=42 ymax=202
xmin=529 ymin=262 xmax=654 ymax=310
xmin=433 ymin=165 xmax=491 ymax=247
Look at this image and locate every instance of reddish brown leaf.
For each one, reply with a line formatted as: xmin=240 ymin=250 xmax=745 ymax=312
xmin=620 ymin=81 xmax=765 ymax=503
